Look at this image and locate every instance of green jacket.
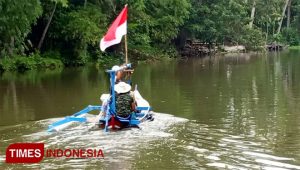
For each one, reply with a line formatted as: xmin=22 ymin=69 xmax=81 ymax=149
xmin=115 ymin=92 xmax=134 ymax=117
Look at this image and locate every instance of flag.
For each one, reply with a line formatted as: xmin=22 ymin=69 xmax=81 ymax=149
xmin=100 ymin=5 xmax=127 ymax=51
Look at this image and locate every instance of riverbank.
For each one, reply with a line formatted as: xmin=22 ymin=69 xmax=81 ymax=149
xmin=289 ymin=46 xmax=300 ymax=50
xmin=1 ymin=45 xmax=299 ymax=73
xmin=0 ymin=44 xmax=177 ymax=73
xmin=0 ymin=53 xmax=63 ymax=72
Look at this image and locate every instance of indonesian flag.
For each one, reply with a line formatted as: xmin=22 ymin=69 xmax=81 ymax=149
xmin=100 ymin=5 xmax=127 ymax=51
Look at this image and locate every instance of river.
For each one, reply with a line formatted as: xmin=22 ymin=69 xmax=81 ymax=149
xmin=1 ymin=50 xmax=300 ymax=169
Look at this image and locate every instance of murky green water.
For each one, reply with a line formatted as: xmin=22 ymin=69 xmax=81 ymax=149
xmin=1 ymin=50 xmax=300 ymax=169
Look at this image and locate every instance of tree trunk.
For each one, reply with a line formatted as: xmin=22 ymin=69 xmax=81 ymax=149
xmin=37 ymin=3 xmax=57 ymax=50
xmin=84 ymin=0 xmax=87 ymax=8
xmin=249 ymin=0 xmax=256 ymax=29
xmin=8 ymin=36 xmax=14 ymax=56
xmin=266 ymin=22 xmax=269 ymax=44
xmin=277 ymin=0 xmax=290 ymax=34
xmin=273 ymin=21 xmax=275 ymax=36
xmin=287 ymin=0 xmax=291 ymax=28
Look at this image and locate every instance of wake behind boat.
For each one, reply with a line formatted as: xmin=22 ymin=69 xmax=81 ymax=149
xmin=48 ymin=64 xmax=154 ymax=132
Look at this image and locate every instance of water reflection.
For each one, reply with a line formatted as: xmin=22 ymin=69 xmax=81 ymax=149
xmin=0 ymin=68 xmax=109 ymax=126
xmin=1 ymin=51 xmax=300 ymax=169
xmin=132 ymin=52 xmax=300 ymax=168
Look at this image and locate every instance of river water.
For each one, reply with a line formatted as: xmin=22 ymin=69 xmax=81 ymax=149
xmin=1 ymin=50 xmax=300 ymax=169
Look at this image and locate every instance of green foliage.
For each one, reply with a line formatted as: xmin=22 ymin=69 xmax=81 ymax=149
xmin=186 ymin=0 xmax=250 ymax=44
xmin=0 ymin=0 xmax=42 ymax=56
xmin=105 ymin=0 xmax=187 ymax=63
xmin=112 ymin=0 xmax=190 ymax=55
xmin=269 ymin=27 xmax=300 ymax=46
xmin=254 ymin=0 xmax=283 ymax=33
xmin=237 ymin=26 xmax=265 ymax=50
xmin=96 ymin=54 xmax=122 ymax=67
xmin=46 ymin=2 xmax=107 ymax=65
xmin=289 ymin=46 xmax=300 ymax=49
xmin=0 ymin=58 xmax=17 ymax=71
xmin=15 ymin=56 xmax=38 ymax=71
xmin=183 ymin=0 xmax=300 ymax=48
xmin=51 ymin=0 xmax=67 ymax=7
xmin=126 ymin=0 xmax=151 ymax=47
xmin=0 ymin=53 xmax=63 ymax=72
xmin=41 ymin=50 xmax=61 ymax=59
xmin=0 ymin=55 xmax=37 ymax=72
xmin=272 ymin=33 xmax=284 ymax=43
xmin=282 ymin=27 xmax=300 ymax=45
xmin=1 ymin=0 xmax=300 ymax=71
xmin=34 ymin=53 xmax=63 ymax=69
xmin=129 ymin=44 xmax=178 ymax=61
xmin=145 ymin=0 xmax=190 ymax=44
xmin=60 ymin=5 xmax=105 ymax=45
xmin=253 ymin=0 xmax=300 ymax=45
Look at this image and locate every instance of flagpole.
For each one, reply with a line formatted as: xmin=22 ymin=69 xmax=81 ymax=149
xmin=124 ymin=34 xmax=128 ymax=64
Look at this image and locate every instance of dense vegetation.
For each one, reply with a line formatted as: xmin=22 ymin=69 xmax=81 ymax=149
xmin=0 ymin=0 xmax=299 ymax=72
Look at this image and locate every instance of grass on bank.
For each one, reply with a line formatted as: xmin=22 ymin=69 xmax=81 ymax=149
xmin=288 ymin=46 xmax=300 ymax=50
xmin=0 ymin=53 xmax=63 ymax=72
xmin=0 ymin=44 xmax=178 ymax=73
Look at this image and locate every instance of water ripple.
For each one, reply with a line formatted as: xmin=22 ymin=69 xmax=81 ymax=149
xmin=1 ymin=112 xmax=188 ymax=169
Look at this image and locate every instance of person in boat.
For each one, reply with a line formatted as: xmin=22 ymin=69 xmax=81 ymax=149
xmin=111 ymin=65 xmax=123 ymax=84
xmin=111 ymin=64 xmax=134 ymax=84
xmin=88 ymin=67 xmax=134 ymax=123
xmin=95 ymin=65 xmax=124 ymax=122
xmin=114 ymin=82 xmax=135 ymax=118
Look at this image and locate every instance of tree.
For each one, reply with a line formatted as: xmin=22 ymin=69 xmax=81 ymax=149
xmin=249 ymin=0 xmax=256 ymax=29
xmin=287 ymin=0 xmax=292 ymax=27
xmin=254 ymin=0 xmax=283 ymax=40
xmin=109 ymin=0 xmax=191 ymax=56
xmin=55 ymin=4 xmax=107 ymax=64
xmin=0 ymin=0 xmax=42 ymax=57
xmin=119 ymin=0 xmax=190 ymax=45
xmin=277 ymin=0 xmax=290 ymax=34
xmin=185 ymin=0 xmax=251 ymax=44
xmin=145 ymin=0 xmax=190 ymax=44
xmin=37 ymin=0 xmax=67 ymax=50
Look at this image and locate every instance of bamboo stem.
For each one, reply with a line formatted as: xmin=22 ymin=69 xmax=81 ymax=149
xmin=125 ymin=34 xmax=128 ymax=64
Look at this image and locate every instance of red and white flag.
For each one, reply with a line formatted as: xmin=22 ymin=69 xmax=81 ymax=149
xmin=100 ymin=5 xmax=127 ymax=51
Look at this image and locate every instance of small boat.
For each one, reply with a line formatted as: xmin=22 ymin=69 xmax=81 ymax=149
xmin=48 ymin=63 xmax=154 ymax=132
xmin=48 ymin=5 xmax=154 ymax=132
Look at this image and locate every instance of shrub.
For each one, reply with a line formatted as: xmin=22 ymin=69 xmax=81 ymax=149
xmin=282 ymin=27 xmax=300 ymax=46
xmin=96 ymin=52 xmax=123 ymax=67
xmin=0 ymin=58 xmax=17 ymax=71
xmin=37 ymin=58 xmax=63 ymax=69
xmin=239 ymin=26 xmax=265 ymax=50
xmin=15 ymin=56 xmax=37 ymax=72
xmin=0 ymin=52 xmax=64 ymax=72
xmin=41 ymin=50 xmax=61 ymax=59
xmin=34 ymin=53 xmax=63 ymax=69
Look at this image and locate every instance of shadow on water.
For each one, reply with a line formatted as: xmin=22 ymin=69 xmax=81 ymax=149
xmin=1 ymin=51 xmax=300 ymax=169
